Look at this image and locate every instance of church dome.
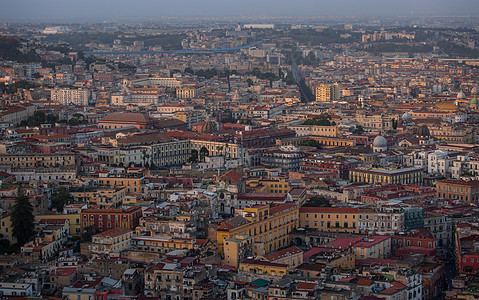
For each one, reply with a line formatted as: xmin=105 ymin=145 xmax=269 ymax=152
xmin=470 ymin=96 xmax=479 ymax=106
xmin=471 ymin=87 xmax=478 ymax=95
xmin=373 ymin=135 xmax=387 ymax=148
xmin=417 ymin=125 xmax=430 ymax=138
xmin=457 ymin=90 xmax=466 ymax=99
xmin=232 ymin=91 xmax=242 ymax=101
xmin=402 ymin=112 xmax=412 ymax=120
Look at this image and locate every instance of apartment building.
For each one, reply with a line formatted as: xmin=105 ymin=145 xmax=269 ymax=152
xmin=299 ymin=207 xmax=359 ymax=233
xmin=131 ymin=77 xmax=181 ymax=88
xmin=223 ymin=234 xmax=254 ymax=268
xmin=51 ymin=88 xmax=91 ymax=106
xmin=217 ymin=203 xmax=299 ymax=256
xmin=0 ymin=153 xmax=77 ymax=168
xmin=352 ymin=235 xmax=392 ymax=260
xmin=35 ymin=212 xmax=82 ymax=236
xmin=90 ymin=228 xmax=134 ymax=256
xmin=349 ymin=167 xmax=423 ymax=185
xmin=287 ymin=125 xmax=338 ymax=137
xmin=315 ymin=83 xmax=340 ymax=102
xmin=301 ymin=158 xmax=357 ymax=180
xmin=176 ymin=86 xmax=197 ymax=99
xmin=239 ymin=259 xmax=288 ymax=276
xmin=80 ymin=206 xmax=142 ymax=233
xmin=144 ymin=260 xmax=206 ymax=298
xmin=0 ymin=283 xmax=33 ymax=297
xmin=72 ymin=186 xmax=127 ymax=208
xmin=436 ymin=179 xmax=479 ymax=202
xmin=358 ymin=208 xmax=405 ymax=235
xmin=355 ymin=114 xmax=394 ymax=132
xmin=0 ymin=104 xmax=37 ymax=127
xmin=97 ymin=168 xmax=148 ymax=196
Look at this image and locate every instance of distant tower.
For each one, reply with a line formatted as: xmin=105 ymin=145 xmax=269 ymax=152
xmin=358 ymin=95 xmax=364 ymax=108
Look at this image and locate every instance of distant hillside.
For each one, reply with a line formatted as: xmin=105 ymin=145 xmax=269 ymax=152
xmin=0 ymin=37 xmax=40 ymax=63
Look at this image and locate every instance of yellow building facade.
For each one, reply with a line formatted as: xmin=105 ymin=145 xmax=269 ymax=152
xmin=223 ymin=234 xmax=254 ymax=268
xmin=0 ymin=153 xmax=77 ymax=168
xmin=0 ymin=214 xmax=15 ymax=244
xmin=246 ymin=178 xmax=291 ymax=194
xmin=349 ymin=167 xmax=422 ymax=185
xmin=72 ymin=187 xmax=126 ymax=208
xmin=352 ymin=235 xmax=391 ymax=260
xmin=217 ymin=203 xmax=299 ymax=256
xmin=35 ymin=213 xmax=82 ymax=236
xmin=299 ymin=207 xmax=359 ymax=233
xmin=260 ymin=246 xmax=303 ymax=270
xmin=239 ymin=259 xmax=288 ymax=276
xmin=315 ymin=83 xmax=340 ymax=102
xmin=98 ymin=177 xmax=144 ymax=196
xmin=436 ymin=179 xmax=479 ymax=202
xmin=310 ymin=136 xmax=356 ymax=148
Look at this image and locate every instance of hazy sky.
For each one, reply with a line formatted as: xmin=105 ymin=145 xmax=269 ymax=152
xmin=2 ymin=0 xmax=479 ymax=22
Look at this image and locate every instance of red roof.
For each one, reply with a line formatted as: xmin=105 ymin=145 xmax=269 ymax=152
xmin=299 ymin=207 xmax=358 ymax=213
xmin=353 ymin=235 xmax=391 ymax=248
xmin=220 ymin=170 xmax=243 ymax=182
xmin=263 ymin=246 xmax=302 ymax=262
xmin=240 ymin=259 xmax=288 ymax=268
xmin=437 ymin=179 xmax=479 ymax=187
xmin=51 ymin=267 xmax=77 ymax=277
xmin=95 ymin=228 xmax=133 ymax=238
xmin=296 ymin=282 xmax=316 ymax=291
xmin=238 ymin=193 xmax=287 ymax=200
xmin=326 ymin=237 xmax=364 ymax=250
xmin=303 ymin=247 xmax=332 ymax=259
xmin=269 ymin=203 xmax=297 ymax=215
xmin=379 ymin=281 xmax=407 ymax=295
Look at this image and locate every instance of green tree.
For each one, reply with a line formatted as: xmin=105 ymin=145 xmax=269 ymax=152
xmin=304 ymin=115 xmax=333 ymax=126
xmin=188 ymin=149 xmax=199 ymax=163
xmin=68 ymin=118 xmax=79 ymax=126
xmin=11 ymin=195 xmax=34 ymax=246
xmin=141 ymin=149 xmax=150 ymax=167
xmin=300 ymin=140 xmax=322 ymax=149
xmin=184 ymin=67 xmax=194 ymax=74
xmin=352 ymin=125 xmax=364 ymax=135
xmin=392 ymin=119 xmax=398 ymax=130
xmin=303 ymin=196 xmax=332 ymax=207
xmin=81 ymin=225 xmax=97 ymax=243
xmin=52 ymin=187 xmax=73 ymax=212
xmin=199 ymin=146 xmax=209 ymax=162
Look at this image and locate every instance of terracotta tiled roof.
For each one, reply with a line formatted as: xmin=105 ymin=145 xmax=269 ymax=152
xmin=95 ymin=228 xmax=133 ymax=238
xmin=218 ymin=216 xmax=250 ymax=230
xmin=220 ymin=170 xmax=243 ymax=182
xmin=240 ymin=259 xmax=288 ymax=268
xmin=269 ymin=203 xmax=297 ymax=215
xmin=263 ymin=246 xmax=302 ymax=262
xmin=296 ymin=282 xmax=316 ymax=291
xmin=299 ymin=207 xmax=358 ymax=213
xmin=100 ymin=112 xmax=151 ymax=124
xmin=379 ymin=281 xmax=406 ymax=295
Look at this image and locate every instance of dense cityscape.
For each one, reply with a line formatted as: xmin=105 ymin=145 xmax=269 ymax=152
xmin=0 ymin=13 xmax=479 ymax=300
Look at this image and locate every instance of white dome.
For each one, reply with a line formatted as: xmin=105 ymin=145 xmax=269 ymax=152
xmin=472 ymin=87 xmax=478 ymax=95
xmin=402 ymin=112 xmax=412 ymax=120
xmin=457 ymin=91 xmax=466 ymax=99
xmin=373 ymin=135 xmax=387 ymax=148
xmin=232 ymin=91 xmax=242 ymax=101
